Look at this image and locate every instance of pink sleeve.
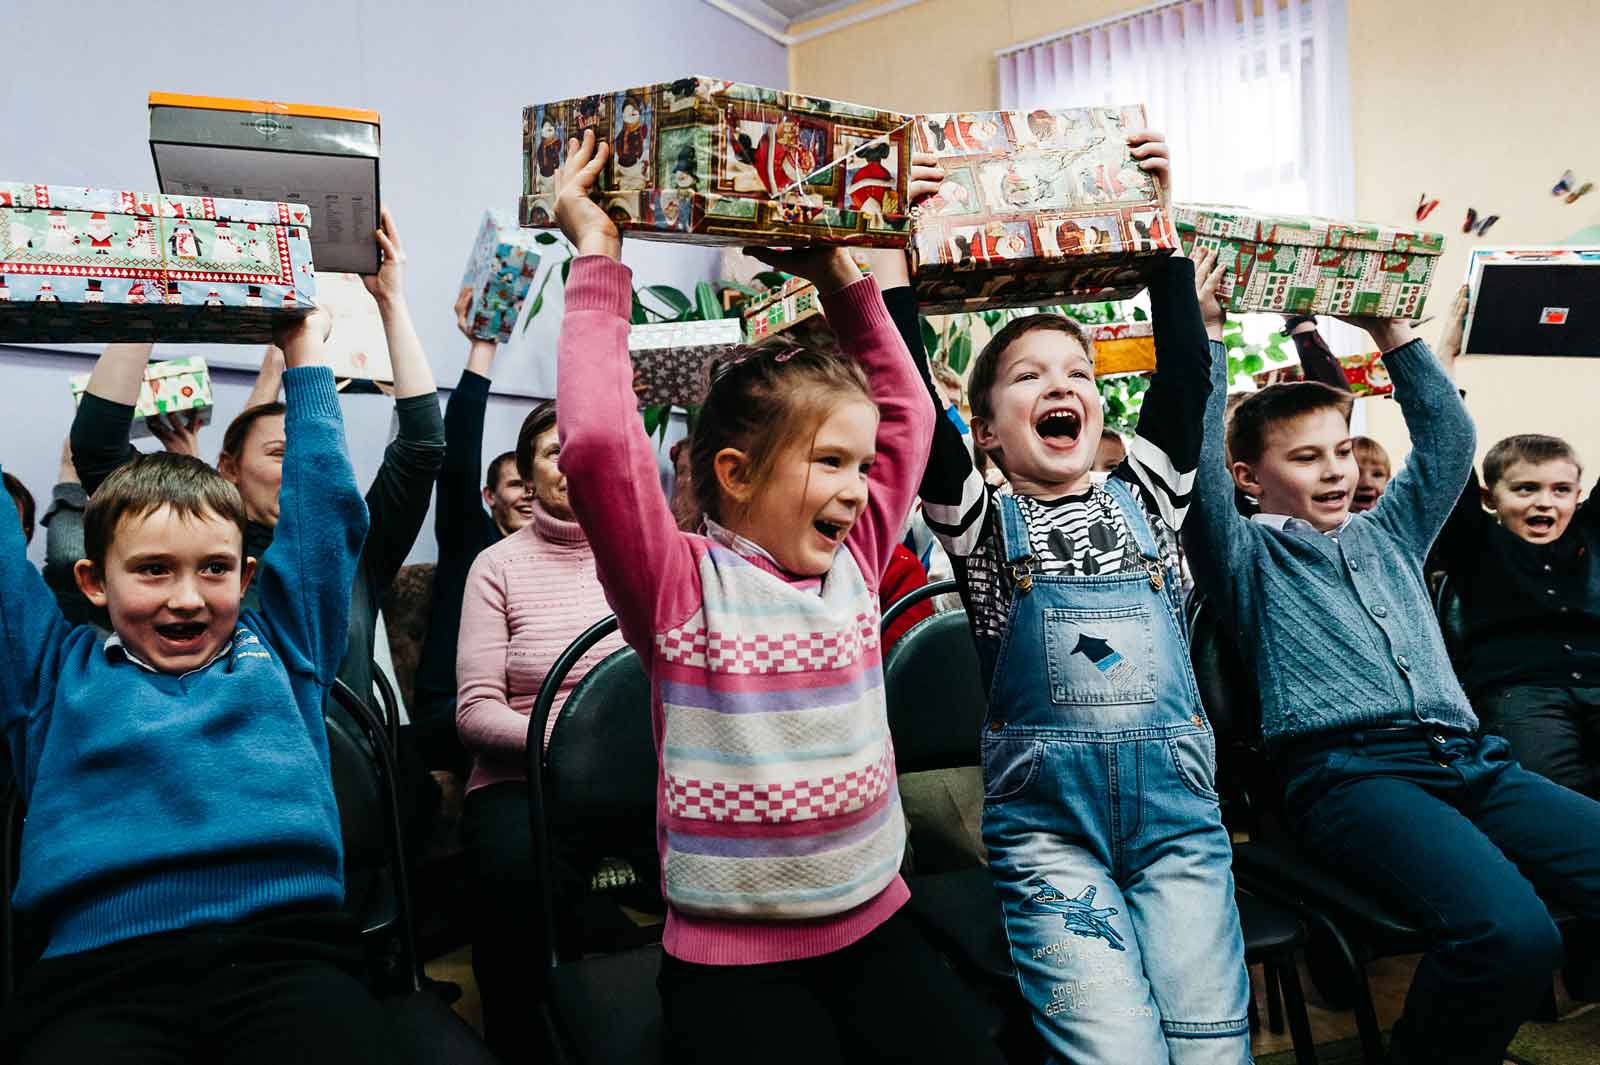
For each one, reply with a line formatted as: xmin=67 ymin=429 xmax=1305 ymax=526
xmin=454 ymin=551 xmax=528 ymax=759
xmin=557 ymin=256 xmax=696 ymax=653
xmin=824 ymin=276 xmax=935 ymax=586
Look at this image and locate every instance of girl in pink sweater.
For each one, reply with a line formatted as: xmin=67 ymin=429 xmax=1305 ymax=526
xmin=553 ymin=131 xmax=1003 ymax=1064
xmin=455 ymin=399 xmax=625 ymax=1058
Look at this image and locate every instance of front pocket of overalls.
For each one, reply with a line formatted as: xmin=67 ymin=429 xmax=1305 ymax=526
xmin=1167 ymin=730 xmax=1220 ymax=801
xmin=981 ymin=735 xmax=1042 ymax=804
xmin=1041 ymin=605 xmax=1157 ymax=706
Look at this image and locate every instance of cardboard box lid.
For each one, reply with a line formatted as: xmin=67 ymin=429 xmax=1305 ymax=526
xmin=0 ymin=182 xmax=312 ymax=227
xmin=1174 ymin=203 xmax=1444 ymax=256
xmin=629 ymin=318 xmax=743 ymax=350
xmin=148 ymin=93 xmax=380 ymax=150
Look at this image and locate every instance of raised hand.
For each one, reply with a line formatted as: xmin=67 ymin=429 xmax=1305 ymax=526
xmin=554 ymin=129 xmax=621 ymax=259
xmin=361 ymin=206 xmax=408 ymax=306
xmin=146 ymin=410 xmax=203 ymax=458
xmin=1191 ymin=246 xmax=1227 ymax=341
xmin=1127 ymin=130 xmax=1171 ymax=198
xmin=744 ymin=246 xmax=861 ymax=296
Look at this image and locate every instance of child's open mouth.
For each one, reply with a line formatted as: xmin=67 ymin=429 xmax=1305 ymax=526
xmin=1312 ymin=489 xmax=1348 ymax=508
xmin=1527 ymin=514 xmax=1557 ymax=533
xmin=812 ymin=519 xmax=846 ymax=543
xmin=1035 ymin=408 xmax=1082 ymax=449
xmin=155 ymin=621 xmax=208 ymax=649
xmin=1353 ymin=488 xmax=1377 ymax=506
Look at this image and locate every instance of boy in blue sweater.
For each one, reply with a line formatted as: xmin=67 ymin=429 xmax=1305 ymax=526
xmin=1185 ymin=293 xmax=1600 ymax=1065
xmin=0 ymin=310 xmax=384 ymax=1065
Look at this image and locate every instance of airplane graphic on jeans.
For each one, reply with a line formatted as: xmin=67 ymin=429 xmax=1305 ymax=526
xmin=1021 ymin=880 xmax=1126 ymax=951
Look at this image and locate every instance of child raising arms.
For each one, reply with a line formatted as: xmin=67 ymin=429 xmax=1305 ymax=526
xmin=550 ymin=130 xmax=1004 ymax=1065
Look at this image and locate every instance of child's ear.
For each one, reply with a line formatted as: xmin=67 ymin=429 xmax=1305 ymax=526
xmin=1480 ymin=483 xmax=1495 ymax=511
xmin=481 ymin=485 xmax=495 ymax=509
xmin=1230 ymin=460 xmax=1261 ymax=498
xmin=971 ymin=416 xmax=1000 ymax=454
xmin=239 ymin=556 xmax=258 ymax=597
xmin=713 ymin=447 xmax=754 ymax=506
xmin=74 ymin=559 xmax=109 ymax=608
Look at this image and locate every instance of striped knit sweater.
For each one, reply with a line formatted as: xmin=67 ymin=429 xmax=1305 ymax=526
xmin=456 ymin=500 xmax=623 ymax=795
xmin=558 ymin=256 xmax=933 ymax=966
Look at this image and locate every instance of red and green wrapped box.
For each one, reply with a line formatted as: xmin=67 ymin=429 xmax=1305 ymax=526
xmin=909 ymin=106 xmax=1179 ymax=314
xmin=0 ymin=181 xmax=315 ymax=342
xmin=1253 ymin=351 xmax=1394 ymax=397
xmin=742 ymin=276 xmax=822 ymax=341
xmin=1175 ymin=204 xmax=1444 ymax=317
xmin=521 ymin=77 xmax=912 ymax=247
xmin=69 ymin=356 xmax=213 ymax=437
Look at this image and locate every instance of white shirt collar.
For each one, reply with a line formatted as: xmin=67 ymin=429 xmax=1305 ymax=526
xmin=1251 ymin=512 xmax=1353 ymax=538
xmin=103 ymin=631 xmax=232 ymax=676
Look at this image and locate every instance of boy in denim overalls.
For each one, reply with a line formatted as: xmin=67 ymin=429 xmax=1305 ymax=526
xmin=913 ymin=224 xmax=1250 ymax=1061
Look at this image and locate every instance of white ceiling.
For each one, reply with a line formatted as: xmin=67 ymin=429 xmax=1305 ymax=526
xmin=717 ymin=0 xmax=884 ymax=32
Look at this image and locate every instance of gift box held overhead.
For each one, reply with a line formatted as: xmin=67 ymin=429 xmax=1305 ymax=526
xmin=0 ymin=182 xmax=315 ymax=343
xmin=459 ymin=211 xmax=543 ymax=344
xmin=1252 ymin=351 xmax=1394 ymax=397
xmin=742 ymin=276 xmax=822 ymax=341
xmin=629 ymin=319 xmax=743 ymax=407
xmin=69 ymin=356 xmax=213 ymax=437
xmin=1464 ymin=247 xmax=1600 ymax=358
xmin=149 ymin=93 xmax=382 ymax=274
xmin=909 ymin=106 xmax=1179 ymax=314
xmin=1089 ymin=320 xmax=1155 ymax=377
xmin=521 ymin=77 xmax=912 ymax=247
xmin=1174 ymin=205 xmax=1444 ymax=317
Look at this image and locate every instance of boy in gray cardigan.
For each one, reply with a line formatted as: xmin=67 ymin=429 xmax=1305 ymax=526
xmin=1185 ymin=304 xmax=1600 ymax=1065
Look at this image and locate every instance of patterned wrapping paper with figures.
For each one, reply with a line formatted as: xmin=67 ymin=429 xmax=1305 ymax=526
xmin=521 ymin=77 xmax=913 ymax=247
xmin=909 ymin=106 xmax=1179 ymax=314
xmin=69 ymin=356 xmax=214 ymax=438
xmin=0 ymin=182 xmax=315 ymax=343
xmin=1174 ymin=204 xmax=1444 ymax=317
xmin=459 ymin=210 xmax=542 ymax=344
xmin=629 ymin=319 xmax=744 ymax=407
xmin=1252 ymin=351 xmax=1394 ymax=397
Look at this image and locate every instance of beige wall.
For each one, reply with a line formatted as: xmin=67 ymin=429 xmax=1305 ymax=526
xmin=791 ymin=0 xmax=1600 ymax=472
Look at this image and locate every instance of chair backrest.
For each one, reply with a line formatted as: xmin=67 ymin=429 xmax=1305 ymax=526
xmin=370 ymin=659 xmax=402 ymax=751
xmin=1433 ymin=572 xmax=1467 ymax=668
xmin=1186 ymin=593 xmax=1261 ymax=749
xmin=882 ymin=585 xmax=986 ymax=773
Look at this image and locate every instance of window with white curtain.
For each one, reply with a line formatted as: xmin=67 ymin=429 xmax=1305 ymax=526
xmin=998 ymin=0 xmax=1354 ymax=216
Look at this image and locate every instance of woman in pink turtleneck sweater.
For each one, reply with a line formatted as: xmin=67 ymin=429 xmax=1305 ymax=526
xmin=454 ymin=399 xmax=624 ymax=1058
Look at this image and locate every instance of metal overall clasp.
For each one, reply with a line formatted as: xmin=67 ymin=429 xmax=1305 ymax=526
xmin=1010 ymin=556 xmax=1036 ymax=595
xmin=1142 ymin=556 xmax=1165 ymax=592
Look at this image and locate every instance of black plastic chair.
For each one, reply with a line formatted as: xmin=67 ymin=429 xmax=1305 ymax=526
xmin=525 ymin=617 xmax=665 ymax=1065
xmin=370 ymin=659 xmax=403 ymax=754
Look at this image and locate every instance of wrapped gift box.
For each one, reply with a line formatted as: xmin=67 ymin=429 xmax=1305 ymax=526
xmin=150 ymin=93 xmax=381 ymax=274
xmin=69 ymin=356 xmax=213 ymax=437
xmin=742 ymin=276 xmax=822 ymax=341
xmin=909 ymin=106 xmax=1179 ymax=314
xmin=521 ymin=77 xmax=912 ymax=247
xmin=1088 ymin=320 xmax=1155 ymax=377
xmin=460 ymin=210 xmax=543 ymax=343
xmin=0 ymin=182 xmax=316 ymax=342
xmin=1464 ymin=246 xmax=1600 ymax=357
xmin=316 ymin=272 xmax=393 ymax=382
xmin=1175 ymin=204 xmax=1443 ymax=317
xmin=629 ymin=319 xmax=743 ymax=407
xmin=1252 ymin=351 xmax=1393 ymax=397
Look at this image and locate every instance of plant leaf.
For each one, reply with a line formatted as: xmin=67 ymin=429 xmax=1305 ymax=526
xmin=949 ymin=333 xmax=973 ymax=375
xmin=752 ymin=270 xmax=790 ymax=291
xmin=641 ymin=285 xmax=692 ymax=319
xmin=919 ymin=316 xmax=939 ymax=360
xmin=694 ymin=281 xmax=722 ymax=321
xmin=534 ymin=232 xmax=559 ymax=245
xmin=630 ymin=292 xmax=649 ymax=326
xmin=642 ymin=404 xmax=665 ymax=436
xmin=521 ymin=260 xmax=564 ymax=333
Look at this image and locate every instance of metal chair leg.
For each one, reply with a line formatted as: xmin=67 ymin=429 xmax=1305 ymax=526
xmin=1266 ymin=959 xmax=1285 ymax=1034
xmin=1303 ymin=910 xmax=1383 ymax=1065
xmin=1275 ymin=953 xmax=1319 ymax=1065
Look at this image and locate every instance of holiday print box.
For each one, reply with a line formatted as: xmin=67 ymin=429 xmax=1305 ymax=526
xmin=459 ymin=210 xmax=543 ymax=344
xmin=1089 ymin=320 xmax=1155 ymax=377
xmin=0 ymin=182 xmax=316 ymax=343
xmin=69 ymin=356 xmax=213 ymax=438
xmin=1252 ymin=351 xmax=1394 ymax=398
xmin=521 ymin=77 xmax=912 ymax=247
xmin=1174 ymin=204 xmax=1444 ymax=317
xmin=909 ymin=106 xmax=1179 ymax=314
xmin=742 ymin=275 xmax=822 ymax=341
xmin=629 ymin=318 xmax=743 ymax=407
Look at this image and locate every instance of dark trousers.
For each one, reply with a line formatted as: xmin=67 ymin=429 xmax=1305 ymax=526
xmin=657 ymin=908 xmax=1006 ymax=1065
xmin=1281 ymin=729 xmax=1600 ymax=1065
xmin=1479 ymin=683 xmax=1600 ymax=798
xmin=2 ymin=910 xmax=382 ymax=1065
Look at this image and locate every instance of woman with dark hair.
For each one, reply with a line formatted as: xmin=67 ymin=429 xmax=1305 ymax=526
xmin=454 ymin=399 xmax=626 ymax=1057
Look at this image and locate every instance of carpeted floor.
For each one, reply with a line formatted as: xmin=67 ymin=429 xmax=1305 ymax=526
xmin=1255 ymin=1004 xmax=1600 ymax=1065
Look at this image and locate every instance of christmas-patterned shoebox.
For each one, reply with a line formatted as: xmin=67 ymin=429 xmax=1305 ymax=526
xmin=629 ymin=319 xmax=743 ymax=407
xmin=150 ymin=93 xmax=381 ymax=275
xmin=742 ymin=276 xmax=822 ymax=341
xmin=1089 ymin=320 xmax=1155 ymax=377
xmin=521 ymin=78 xmax=912 ymax=247
xmin=1175 ymin=204 xmax=1443 ymax=317
xmin=460 ymin=210 xmax=544 ymax=344
xmin=0 ymin=182 xmax=316 ymax=343
xmin=1252 ymin=351 xmax=1393 ymax=397
xmin=909 ymin=106 xmax=1179 ymax=314
xmin=69 ymin=356 xmax=213 ymax=438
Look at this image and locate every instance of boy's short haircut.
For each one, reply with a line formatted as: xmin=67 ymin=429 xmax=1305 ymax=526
xmin=220 ymin=402 xmax=287 ymax=462
xmin=515 ymin=401 xmax=558 ymax=481
xmin=84 ymin=451 xmax=248 ymax=568
xmin=486 ymin=451 xmax=518 ymax=492
xmin=1352 ymin=435 xmax=1392 ymax=473
xmin=4 ymin=471 xmax=35 ymax=545
xmin=1483 ymin=434 xmax=1584 ymax=487
xmin=1226 ymin=382 xmax=1354 ymax=466
xmin=967 ymin=314 xmax=1095 ymax=423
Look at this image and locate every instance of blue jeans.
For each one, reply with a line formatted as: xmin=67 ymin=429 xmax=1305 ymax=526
xmin=1281 ymin=728 xmax=1600 ymax=1065
xmin=980 ymin=486 xmax=1250 ymax=1064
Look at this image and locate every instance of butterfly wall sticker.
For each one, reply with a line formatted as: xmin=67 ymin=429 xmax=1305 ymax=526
xmin=1553 ymin=170 xmax=1594 ymax=203
xmin=1463 ymin=207 xmax=1500 ymax=236
xmin=1416 ymin=194 xmax=1439 ymax=221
